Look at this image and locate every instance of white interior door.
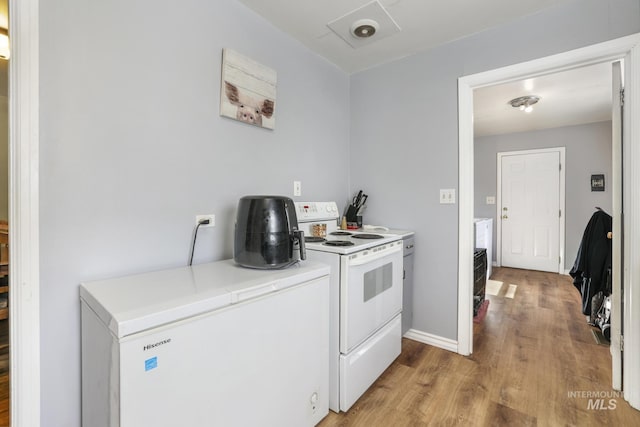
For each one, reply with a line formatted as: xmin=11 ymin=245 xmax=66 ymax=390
xmin=500 ymin=150 xmax=561 ymax=273
xmin=610 ymin=60 xmax=623 ymax=390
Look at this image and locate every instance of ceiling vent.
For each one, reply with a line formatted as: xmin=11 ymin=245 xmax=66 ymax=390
xmin=327 ymin=0 xmax=401 ymax=49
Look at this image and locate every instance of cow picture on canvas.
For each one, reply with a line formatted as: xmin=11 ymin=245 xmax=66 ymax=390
xmin=220 ymin=49 xmax=277 ymax=129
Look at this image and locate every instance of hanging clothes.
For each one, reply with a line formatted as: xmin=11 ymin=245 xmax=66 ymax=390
xmin=569 ymin=209 xmax=612 ymax=315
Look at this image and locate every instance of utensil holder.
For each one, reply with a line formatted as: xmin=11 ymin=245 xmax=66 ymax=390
xmin=346 ymin=204 xmax=358 ymax=223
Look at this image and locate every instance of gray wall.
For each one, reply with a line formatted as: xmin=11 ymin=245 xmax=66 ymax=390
xmin=39 ymin=1 xmax=349 ymax=425
xmin=349 ymin=0 xmax=639 ymax=340
xmin=474 ymin=121 xmax=613 ymax=271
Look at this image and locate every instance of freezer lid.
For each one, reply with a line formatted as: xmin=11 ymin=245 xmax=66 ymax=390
xmin=80 ymin=259 xmax=329 ymax=338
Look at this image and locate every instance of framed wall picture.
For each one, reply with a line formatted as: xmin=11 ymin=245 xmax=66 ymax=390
xmin=591 ymin=174 xmax=605 ymax=191
xmin=220 ymin=48 xmax=277 ymax=130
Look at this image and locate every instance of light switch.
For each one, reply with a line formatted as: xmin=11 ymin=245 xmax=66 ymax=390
xmin=440 ymin=189 xmax=456 ymax=204
xmin=486 ymin=196 xmax=496 ymax=205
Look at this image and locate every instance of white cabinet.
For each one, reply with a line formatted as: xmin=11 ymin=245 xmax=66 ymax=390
xmin=474 ymin=218 xmax=493 ymax=279
xmin=401 ymin=236 xmax=415 ymax=335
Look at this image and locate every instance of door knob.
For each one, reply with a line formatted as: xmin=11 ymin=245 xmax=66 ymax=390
xmin=503 ymin=207 xmax=508 ymax=211
xmin=502 ymin=215 xmax=508 ymax=219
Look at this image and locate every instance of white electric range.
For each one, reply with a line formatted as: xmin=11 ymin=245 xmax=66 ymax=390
xmin=295 ymin=201 xmax=403 ymax=412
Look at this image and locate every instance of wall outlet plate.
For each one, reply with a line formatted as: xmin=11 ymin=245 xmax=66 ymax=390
xmin=196 ymin=214 xmax=215 ymax=227
xmin=486 ymin=196 xmax=496 ymax=205
xmin=293 ymin=180 xmax=302 ymax=196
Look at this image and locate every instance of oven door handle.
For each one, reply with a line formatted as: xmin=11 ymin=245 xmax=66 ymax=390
xmin=347 ymin=244 xmax=401 ymax=267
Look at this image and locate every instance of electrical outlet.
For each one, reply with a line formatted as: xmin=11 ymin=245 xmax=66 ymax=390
xmin=486 ymin=196 xmax=496 ymax=205
xmin=196 ymin=214 xmax=215 ymax=228
xmin=309 ymin=392 xmax=319 ymax=415
xmin=293 ymin=180 xmax=302 ymax=197
xmin=440 ymin=189 xmax=456 ymax=204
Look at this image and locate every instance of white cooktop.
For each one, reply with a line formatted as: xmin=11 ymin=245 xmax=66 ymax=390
xmin=304 ymin=231 xmax=401 ymax=255
xmin=295 ymin=201 xmax=401 ymax=254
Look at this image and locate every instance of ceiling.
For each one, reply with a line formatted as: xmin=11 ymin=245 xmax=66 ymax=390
xmin=237 ymin=0 xmax=612 ymax=136
xmin=237 ymin=0 xmax=569 ymax=74
xmin=474 ymin=62 xmax=613 ymax=137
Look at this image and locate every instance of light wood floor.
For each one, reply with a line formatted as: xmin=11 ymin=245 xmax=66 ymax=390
xmin=319 ymin=267 xmax=640 ymax=426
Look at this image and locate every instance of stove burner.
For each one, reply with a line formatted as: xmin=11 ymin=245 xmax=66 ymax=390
xmin=305 ymin=236 xmax=326 ymax=243
xmin=351 ymin=233 xmax=385 ymax=239
xmin=324 ymin=240 xmax=355 ymax=247
xmin=330 ymin=231 xmax=352 ymax=236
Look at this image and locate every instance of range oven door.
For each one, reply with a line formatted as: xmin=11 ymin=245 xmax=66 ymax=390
xmin=339 ymin=240 xmax=403 ymax=353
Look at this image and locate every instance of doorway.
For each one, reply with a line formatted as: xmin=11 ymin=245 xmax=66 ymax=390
xmin=458 ymin=34 xmax=640 ymax=411
xmin=0 ymin=0 xmax=8 ymax=423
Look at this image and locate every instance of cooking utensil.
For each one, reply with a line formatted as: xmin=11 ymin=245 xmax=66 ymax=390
xmin=353 ymin=190 xmax=363 ymax=207
xmin=360 ymin=194 xmax=368 ymax=208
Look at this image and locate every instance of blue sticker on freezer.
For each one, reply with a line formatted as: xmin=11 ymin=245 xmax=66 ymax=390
xmin=145 ymin=357 xmax=158 ymax=371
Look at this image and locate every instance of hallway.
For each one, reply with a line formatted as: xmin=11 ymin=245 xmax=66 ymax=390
xmin=320 ymin=267 xmax=640 ymax=426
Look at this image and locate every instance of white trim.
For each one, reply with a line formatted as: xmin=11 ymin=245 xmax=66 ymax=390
xmin=457 ymin=76 xmax=475 ymax=356
xmin=623 ymin=40 xmax=640 ymax=409
xmin=9 ymin=0 xmax=41 ymax=426
xmin=610 ymin=60 xmax=623 ymax=391
xmin=495 ymin=147 xmax=566 ymax=274
xmin=458 ymin=33 xmax=640 ymax=410
xmin=404 ymin=329 xmax=458 ymax=353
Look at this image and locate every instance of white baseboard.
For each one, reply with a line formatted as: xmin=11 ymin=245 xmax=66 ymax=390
xmin=403 ymin=329 xmax=458 ymax=353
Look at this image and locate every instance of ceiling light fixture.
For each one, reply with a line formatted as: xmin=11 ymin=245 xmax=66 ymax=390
xmin=351 ymin=19 xmax=379 ymax=39
xmin=508 ymin=95 xmax=540 ymax=113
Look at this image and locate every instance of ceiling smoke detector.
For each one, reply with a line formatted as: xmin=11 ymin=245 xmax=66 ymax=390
xmin=509 ymin=95 xmax=541 ymax=113
xmin=327 ymin=0 xmax=401 ymax=49
xmin=351 ymin=19 xmax=379 ymax=39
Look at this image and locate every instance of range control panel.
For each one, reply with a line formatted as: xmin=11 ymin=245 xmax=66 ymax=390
xmin=294 ymin=201 xmax=340 ymax=221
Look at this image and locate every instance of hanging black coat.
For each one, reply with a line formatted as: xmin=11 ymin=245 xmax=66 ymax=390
xmin=569 ymin=210 xmax=612 ymax=315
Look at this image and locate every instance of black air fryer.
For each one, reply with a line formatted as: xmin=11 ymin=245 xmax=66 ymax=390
xmin=234 ymin=195 xmax=306 ymax=269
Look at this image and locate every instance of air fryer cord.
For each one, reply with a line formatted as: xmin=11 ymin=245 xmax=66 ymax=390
xmin=189 ymin=218 xmax=210 ymax=266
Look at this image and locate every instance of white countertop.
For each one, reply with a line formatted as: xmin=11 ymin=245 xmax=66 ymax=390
xmin=361 ymin=226 xmax=414 ymax=238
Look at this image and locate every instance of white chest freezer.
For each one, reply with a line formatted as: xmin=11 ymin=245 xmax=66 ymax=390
xmin=80 ymin=259 xmax=330 ymax=427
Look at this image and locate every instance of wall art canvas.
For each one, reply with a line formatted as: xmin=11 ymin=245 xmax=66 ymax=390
xmin=220 ymin=48 xmax=276 ymax=130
